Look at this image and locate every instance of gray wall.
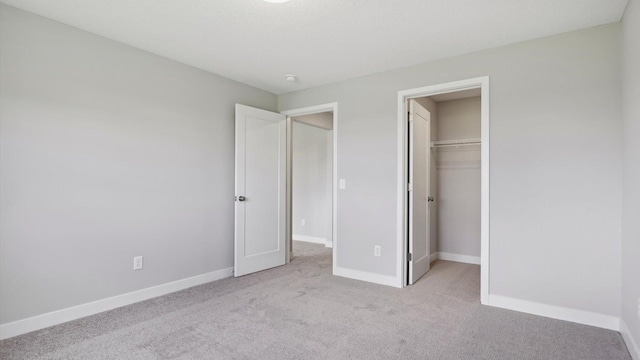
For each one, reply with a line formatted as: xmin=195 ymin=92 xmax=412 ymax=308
xmin=278 ymin=24 xmax=622 ymax=317
xmin=292 ymin=122 xmax=333 ymax=242
xmin=621 ymin=0 xmax=640 ymax=352
xmin=0 ymin=5 xmax=277 ymax=324
xmin=435 ymin=97 xmax=481 ymax=258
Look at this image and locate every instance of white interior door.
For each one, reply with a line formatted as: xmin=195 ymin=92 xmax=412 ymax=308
xmin=235 ymin=104 xmax=286 ymax=277
xmin=408 ymin=99 xmax=431 ymax=285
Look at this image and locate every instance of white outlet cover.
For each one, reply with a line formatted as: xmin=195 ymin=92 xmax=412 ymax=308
xmin=339 ymin=179 xmax=346 ymax=189
xmin=133 ymin=256 xmax=143 ymax=270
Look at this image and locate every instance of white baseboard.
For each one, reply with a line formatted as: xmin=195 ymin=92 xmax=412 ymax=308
xmin=334 ymin=266 xmax=400 ymax=288
xmin=488 ymin=294 xmax=620 ymax=331
xmin=430 ymin=252 xmax=480 ymax=265
xmin=0 ymin=267 xmax=234 ymax=340
xmin=293 ymin=235 xmax=327 ymax=245
xmin=325 ymin=241 xmax=333 ymax=248
xmin=621 ymin=319 xmax=640 ymax=360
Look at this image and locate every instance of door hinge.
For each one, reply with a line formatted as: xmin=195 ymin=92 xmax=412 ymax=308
xmin=407 ymin=253 xmax=412 ymax=261
xmin=409 ymin=113 xmax=414 ymax=122
xmin=408 ymin=183 xmax=413 ymax=192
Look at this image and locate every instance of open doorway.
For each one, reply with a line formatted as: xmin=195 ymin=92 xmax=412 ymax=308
xmin=291 ymin=113 xmax=333 ymax=255
xmin=408 ymin=89 xmax=482 ymax=285
xmin=281 ymin=103 xmax=338 ymax=273
xmin=397 ymin=77 xmax=489 ymax=304
xmin=233 ymin=103 xmax=337 ymax=278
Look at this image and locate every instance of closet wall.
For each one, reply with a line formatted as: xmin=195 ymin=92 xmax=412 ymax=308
xmin=435 ymin=97 xmax=481 ymax=259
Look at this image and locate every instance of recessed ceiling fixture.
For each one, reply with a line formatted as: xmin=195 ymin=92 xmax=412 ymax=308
xmin=264 ymin=0 xmax=290 ymax=3
xmin=285 ymin=75 xmax=297 ymax=82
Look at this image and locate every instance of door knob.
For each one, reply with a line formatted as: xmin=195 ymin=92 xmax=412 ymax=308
xmin=236 ymin=196 xmax=246 ymax=202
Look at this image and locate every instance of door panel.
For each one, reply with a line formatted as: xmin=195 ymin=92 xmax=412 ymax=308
xmin=408 ymin=99 xmax=431 ymax=285
xmin=235 ymin=105 xmax=286 ymax=277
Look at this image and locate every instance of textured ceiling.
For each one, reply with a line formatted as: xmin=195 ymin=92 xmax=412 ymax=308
xmin=1 ymin=0 xmax=629 ymax=94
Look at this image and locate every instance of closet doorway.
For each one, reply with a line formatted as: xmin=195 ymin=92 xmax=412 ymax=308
xmin=397 ymin=77 xmax=490 ymax=304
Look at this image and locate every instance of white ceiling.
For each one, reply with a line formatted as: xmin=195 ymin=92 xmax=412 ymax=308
xmin=1 ymin=0 xmax=628 ymax=94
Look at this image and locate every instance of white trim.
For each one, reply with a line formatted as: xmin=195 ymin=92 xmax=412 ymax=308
xmin=325 ymin=241 xmax=333 ymax=248
xmin=281 ymin=103 xmax=337 ymax=118
xmin=293 ymin=235 xmax=327 ymax=245
xmin=621 ymin=319 xmax=640 ymax=360
xmin=397 ymin=77 xmax=490 ymax=305
xmin=281 ymin=103 xmax=338 ymax=278
xmin=488 ymin=294 xmax=620 ymax=331
xmin=480 ymin=80 xmax=490 ymax=305
xmin=334 ymin=266 xmax=400 ymax=288
xmin=0 ymin=267 xmax=233 ymax=340
xmin=434 ymin=252 xmax=481 ymax=265
xmin=285 ymin=116 xmax=293 ymax=264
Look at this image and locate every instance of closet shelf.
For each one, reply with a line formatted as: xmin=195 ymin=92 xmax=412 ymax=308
xmin=431 ymin=138 xmax=481 ymax=149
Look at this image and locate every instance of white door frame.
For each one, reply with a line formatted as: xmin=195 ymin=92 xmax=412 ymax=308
xmin=281 ymin=103 xmax=338 ymax=275
xmin=396 ymin=77 xmax=490 ymax=304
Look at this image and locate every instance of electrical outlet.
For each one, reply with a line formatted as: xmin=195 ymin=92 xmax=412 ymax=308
xmin=339 ymin=179 xmax=346 ymax=189
xmin=133 ymin=256 xmax=143 ymax=270
xmin=301 ymin=219 xmax=306 ymax=226
xmin=374 ymin=245 xmax=381 ymax=257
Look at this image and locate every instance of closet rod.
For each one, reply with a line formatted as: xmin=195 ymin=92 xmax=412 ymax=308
xmin=431 ymin=138 xmax=481 ymax=149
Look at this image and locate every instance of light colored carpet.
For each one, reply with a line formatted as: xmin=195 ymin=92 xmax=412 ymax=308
xmin=1 ymin=241 xmax=631 ymax=360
